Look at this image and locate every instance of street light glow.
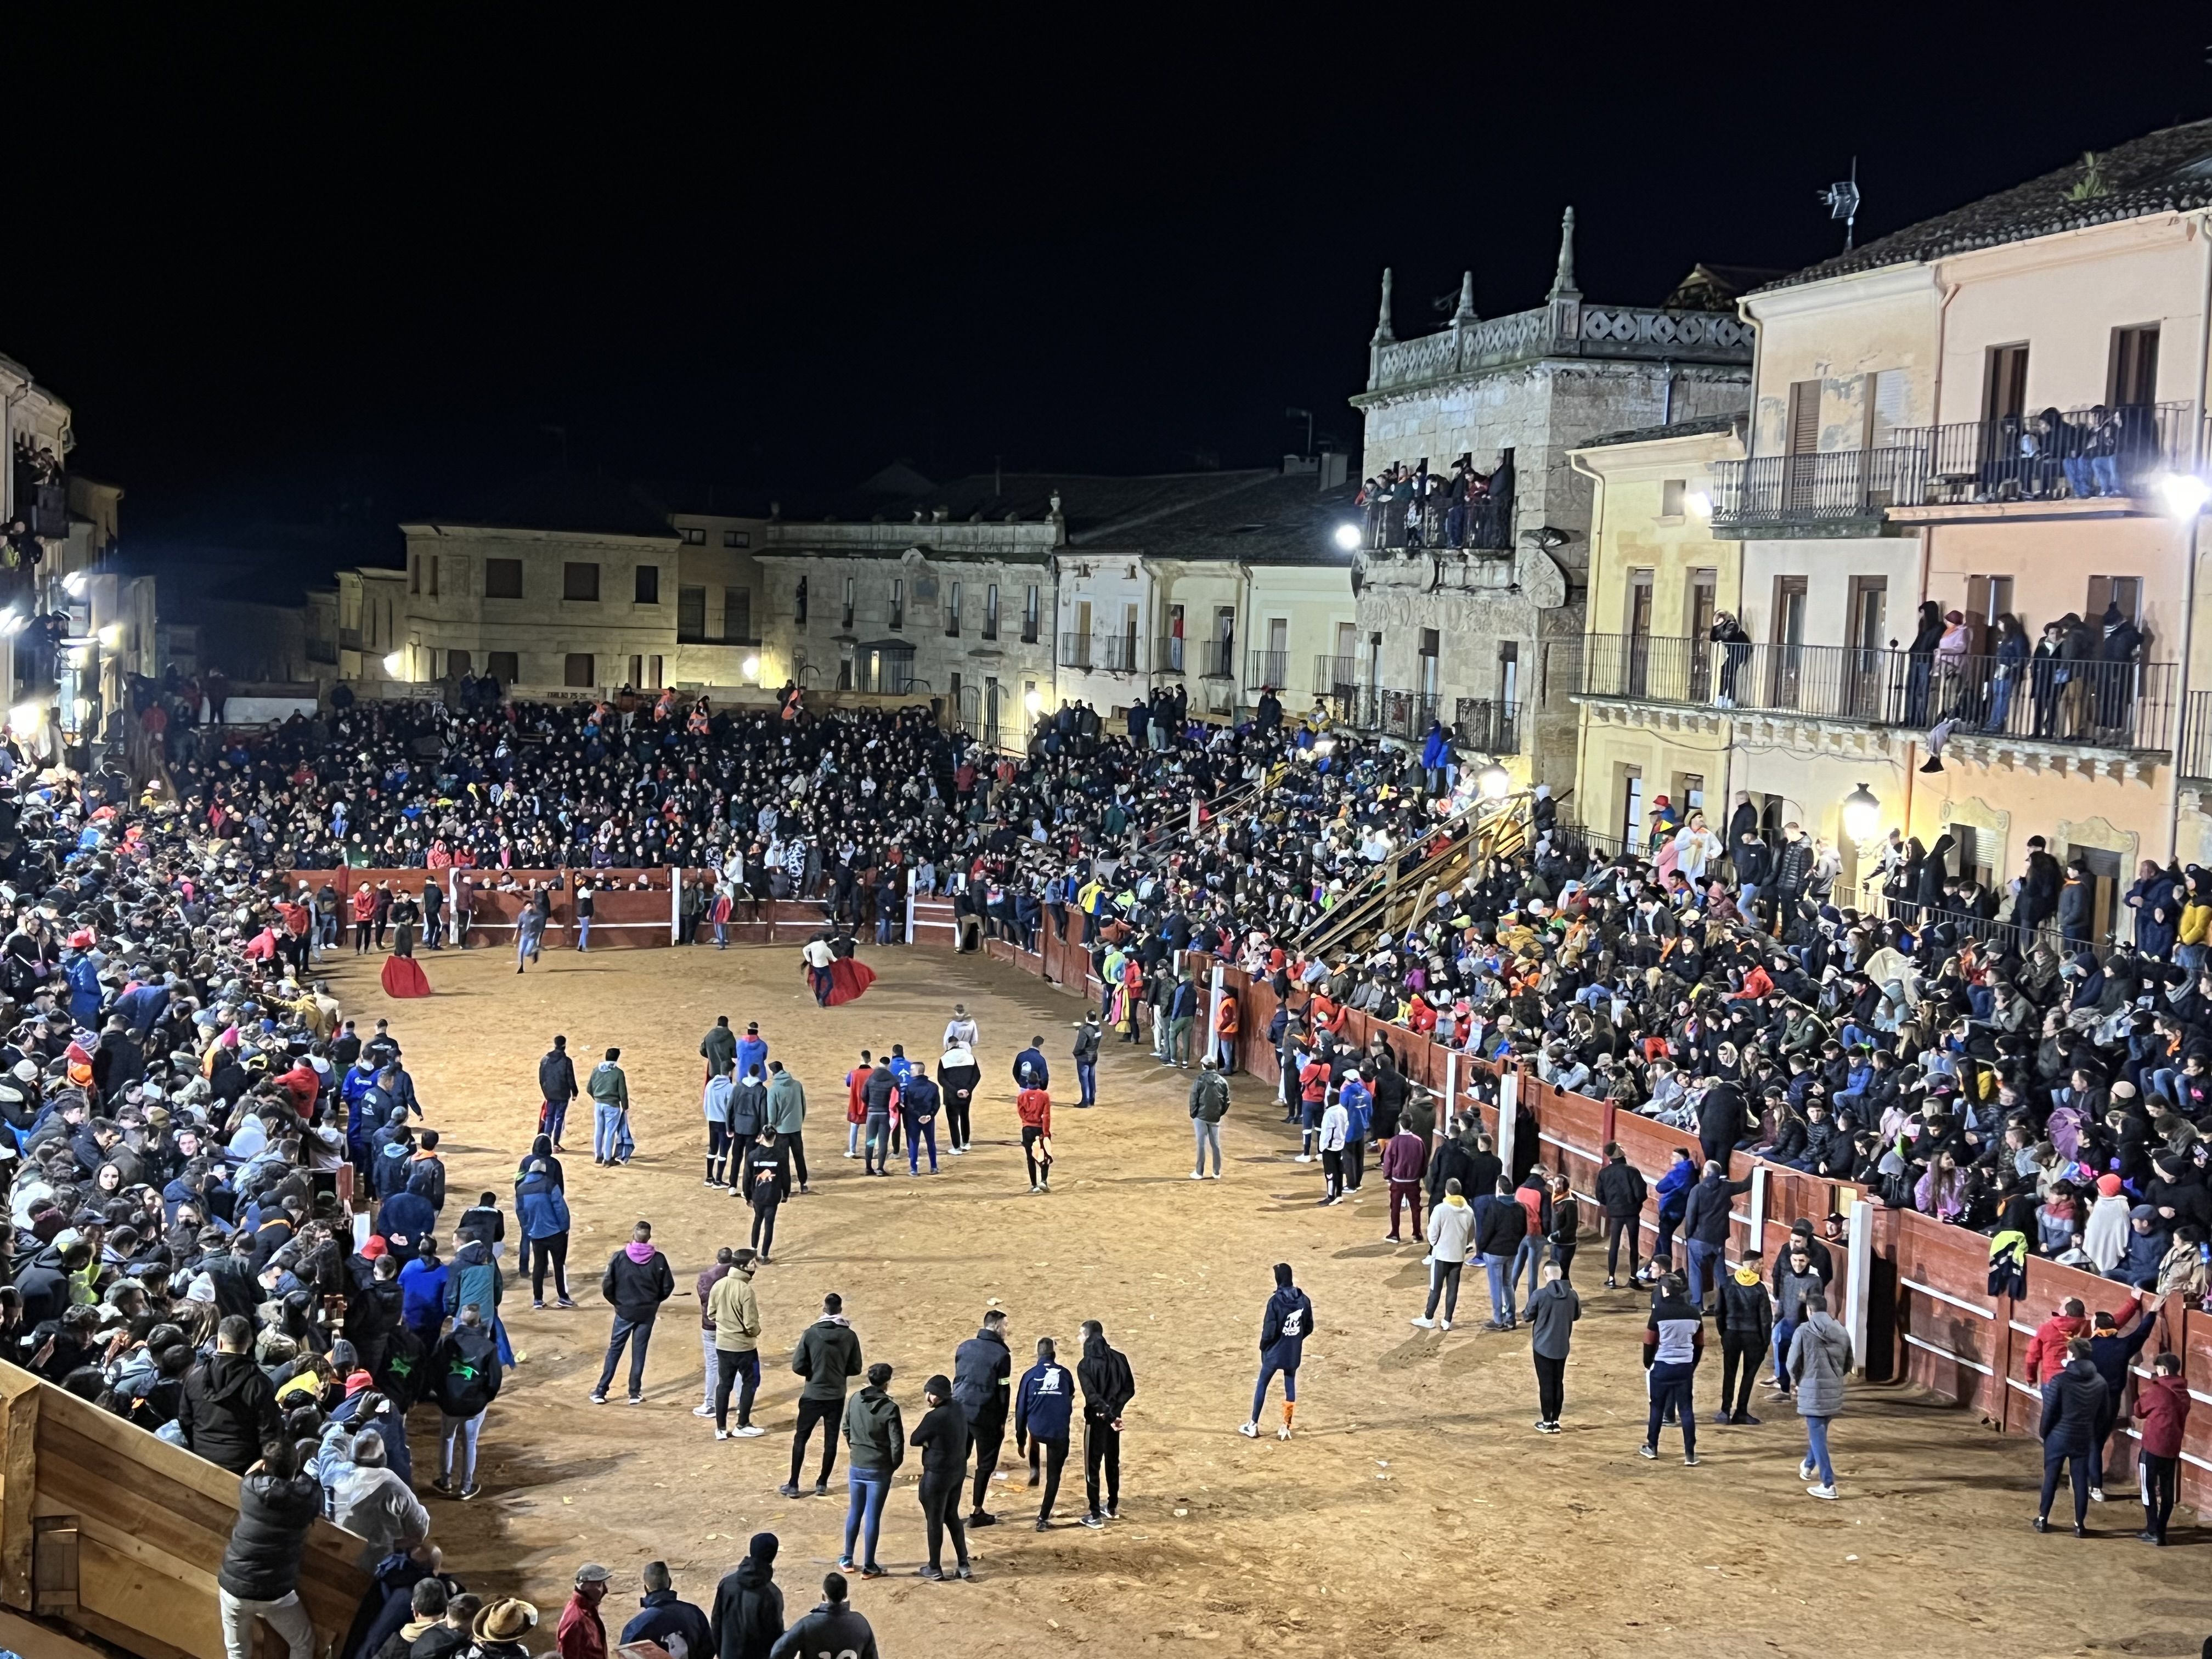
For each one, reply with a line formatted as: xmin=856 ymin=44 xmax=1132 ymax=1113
xmin=1333 ymin=524 xmax=1361 ymax=551
xmin=98 ymin=623 xmax=125 ymax=648
xmin=1685 ymin=489 xmax=1713 ymax=518
xmin=2155 ymin=472 xmax=2211 ymax=520
xmin=1841 ymin=782 xmax=1881 ymax=844
xmin=9 ymin=703 xmax=43 ymax=733
xmin=1476 ymin=762 xmax=1511 ymax=800
xmin=741 ymin=654 xmax=760 ymax=680
xmin=1023 ymin=689 xmax=1042 ymax=714
xmin=61 ymin=571 xmax=86 ymax=596
xmin=382 ymin=650 xmax=405 ymax=677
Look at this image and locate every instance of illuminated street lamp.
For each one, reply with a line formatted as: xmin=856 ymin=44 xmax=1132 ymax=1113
xmin=1841 ymin=782 xmax=1882 ymax=845
xmin=2156 ymin=472 xmax=2211 ymax=520
xmin=382 ymin=650 xmax=405 ymax=678
xmin=741 ymin=654 xmax=760 ymax=681
xmin=61 ymin=571 xmax=86 ymax=597
xmin=1023 ymin=688 xmax=1042 ymax=714
xmin=1685 ymin=489 xmax=1713 ymax=519
xmin=1333 ymin=524 xmax=1362 ymax=551
xmin=1476 ymin=761 xmax=1511 ymax=800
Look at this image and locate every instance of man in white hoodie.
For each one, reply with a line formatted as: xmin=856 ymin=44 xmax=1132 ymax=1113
xmin=331 ymin=1430 xmax=430 ymax=1567
xmin=943 ymin=1004 xmax=980 ymax=1054
xmin=1411 ymin=1178 xmax=1476 ymax=1331
xmin=2083 ymin=1173 xmax=2132 ymax=1273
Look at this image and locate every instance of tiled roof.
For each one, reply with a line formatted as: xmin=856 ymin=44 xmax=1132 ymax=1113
xmin=1761 ymin=117 xmax=2212 ymax=292
xmin=1081 ymin=471 xmax=1361 ymax=567
xmin=1574 ymin=415 xmax=1742 ymax=453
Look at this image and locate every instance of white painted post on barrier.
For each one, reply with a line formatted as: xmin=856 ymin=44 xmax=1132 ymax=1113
xmin=1746 ymin=1165 xmax=1768 ymax=1265
xmin=1440 ymin=1049 xmax=1458 ymax=1158
xmin=1495 ymin=1066 xmax=1518 ymax=1178
xmin=446 ymin=870 xmax=460 ymax=947
xmin=905 ymin=889 xmax=916 ymax=945
xmin=1846 ymin=1197 xmax=1874 ymax=1375
xmin=669 ymin=872 xmax=681 ymax=944
xmin=1206 ymin=962 xmax=1225 ymax=1069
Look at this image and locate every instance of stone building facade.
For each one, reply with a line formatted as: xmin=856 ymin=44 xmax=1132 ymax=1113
xmin=1346 ymin=213 xmax=1753 ymax=791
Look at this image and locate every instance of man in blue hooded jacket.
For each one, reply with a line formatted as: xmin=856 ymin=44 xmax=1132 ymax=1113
xmin=1238 ymin=1263 xmax=1313 ymax=1443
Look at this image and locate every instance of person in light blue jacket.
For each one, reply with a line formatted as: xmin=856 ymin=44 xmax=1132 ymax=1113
xmin=515 ymin=1159 xmax=572 ymax=1308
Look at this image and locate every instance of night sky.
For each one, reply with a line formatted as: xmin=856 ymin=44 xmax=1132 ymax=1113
xmin=8 ymin=12 xmax=2210 ymax=561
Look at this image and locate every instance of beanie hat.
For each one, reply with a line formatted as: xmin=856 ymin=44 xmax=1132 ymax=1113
xmin=924 ymin=1374 xmax=952 ymax=1398
xmin=749 ymin=1532 xmax=778 ymax=1566
xmin=2096 ymin=1173 xmax=2124 ymax=1197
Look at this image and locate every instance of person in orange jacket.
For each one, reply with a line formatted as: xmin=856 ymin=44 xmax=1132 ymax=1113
xmin=2023 ymin=1295 xmax=2090 ymax=1384
xmin=1212 ymin=989 xmax=1241 ymax=1074
xmin=843 ymin=1049 xmax=873 ymax=1160
xmin=1017 ymin=1085 xmax=1053 ymax=1193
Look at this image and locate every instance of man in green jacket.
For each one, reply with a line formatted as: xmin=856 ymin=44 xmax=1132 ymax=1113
xmin=781 ymin=1294 xmax=864 ymax=1498
xmin=766 ymin=1062 xmax=809 ymax=1196
xmin=700 ymin=1016 xmax=737 ymax=1080
xmin=837 ymin=1363 xmax=903 ymax=1577
xmin=590 ymin=1047 xmax=633 ymax=1167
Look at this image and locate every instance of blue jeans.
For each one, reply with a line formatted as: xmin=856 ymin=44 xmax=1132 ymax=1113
xmin=595 ymin=1313 xmax=655 ymax=1398
xmin=542 ymin=1099 xmax=568 ymax=1146
xmin=842 ymin=1467 xmax=890 ymax=1568
xmin=1771 ymin=1316 xmax=1798 ymax=1393
xmin=877 ymin=908 xmax=896 ymax=944
xmin=1192 ymin=1118 xmax=1222 ymax=1176
xmin=1076 ymin=1060 xmax=1097 ymax=1105
xmin=714 ymin=921 xmax=727 ymax=947
xmin=1987 ymin=673 xmax=2015 ymax=731
xmin=1250 ymin=1362 xmax=1296 ymax=1421
xmin=1683 ymin=1238 xmax=1719 ymax=1310
xmin=1510 ymin=1234 xmax=1543 ymax=1313
xmin=577 ymin=916 xmax=591 ymax=951
xmin=1803 ymin=1414 xmax=1833 ymax=1486
xmin=1482 ymin=1254 xmax=1514 ymax=1324
xmin=594 ymin=1103 xmax=630 ymax=1162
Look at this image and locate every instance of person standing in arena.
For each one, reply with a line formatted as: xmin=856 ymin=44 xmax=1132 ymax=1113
xmin=1076 ymin=1319 xmax=1135 ymax=1528
xmin=589 ymin=1048 xmax=633 ymax=1168
xmin=781 ymin=1294 xmax=864 ymax=1498
xmin=1526 ymin=1261 xmax=1579 ymax=1434
xmin=707 ymin=1248 xmax=765 ymax=1441
xmin=703 ymin=1067 xmax=737 ymax=1190
xmin=843 ymin=1049 xmax=872 ymax=1160
xmin=1239 ymin=1263 xmax=1313 ymax=1441
xmin=954 ymin=1308 xmax=1013 ymax=1529
xmin=860 ymin=1054 xmax=898 ymax=1178
xmin=937 ymin=1042 xmax=980 ymax=1157
xmin=1595 ymin=1142 xmax=1647 ymax=1289
xmin=765 ymin=1062 xmax=809 ymax=1195
xmin=693 ymin=1246 xmax=737 ymax=1420
xmin=907 ymin=1374 xmax=975 ymax=1582
xmin=1713 ymin=1249 xmax=1773 ymax=1426
xmin=944 ymin=1003 xmax=980 ymax=1057
xmin=1072 ymin=1014 xmax=1101 ymax=1108
xmin=538 ymin=1035 xmax=577 ymax=1152
xmin=591 ymin=1221 xmax=675 ymax=1406
xmin=1014 ymin=1336 xmax=1075 ymax=1531
xmin=1639 ymin=1271 xmax=1703 ymax=1466
xmin=1017 ymin=1077 xmax=1053 ymax=1193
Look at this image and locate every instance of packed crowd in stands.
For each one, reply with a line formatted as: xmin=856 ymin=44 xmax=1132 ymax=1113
xmin=1 ymin=672 xmax=2205 ymax=1659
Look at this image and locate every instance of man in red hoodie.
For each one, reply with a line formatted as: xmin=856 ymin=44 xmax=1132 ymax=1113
xmin=2129 ymin=1351 xmax=2191 ymax=1544
xmin=1017 ymin=1085 xmax=1053 ymax=1193
xmin=2023 ymin=1296 xmax=2089 ymax=1384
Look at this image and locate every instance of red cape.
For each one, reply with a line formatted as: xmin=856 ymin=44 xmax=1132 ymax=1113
xmin=825 ymin=956 xmax=875 ymax=1006
xmin=380 ymin=955 xmax=433 ymax=998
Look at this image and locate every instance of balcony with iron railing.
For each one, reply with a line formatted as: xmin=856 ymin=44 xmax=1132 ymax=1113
xmin=1453 ymin=696 xmax=1521 ymax=754
xmin=1887 ymin=400 xmax=2193 ymax=510
xmin=1155 ymin=635 xmax=1188 ymax=675
xmin=1708 ymin=447 xmax=1926 ymax=536
xmin=1352 ymin=469 xmax=1515 ymax=554
xmin=1313 ymin=653 xmax=1357 ymax=695
xmin=1059 ymin=631 xmax=1093 ymax=670
xmin=1198 ymin=640 xmax=1235 ymax=679
xmin=1578 ymin=632 xmax=2179 ymax=752
xmin=2182 ymin=690 xmax=2212 ymax=781
xmin=1325 ymin=686 xmax=1442 ymax=740
xmin=1099 ymin=634 xmax=1143 ymax=674
xmin=1247 ymin=649 xmax=1289 ymax=691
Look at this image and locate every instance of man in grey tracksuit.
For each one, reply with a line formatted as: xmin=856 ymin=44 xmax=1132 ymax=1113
xmin=766 ymin=1062 xmax=809 ymax=1195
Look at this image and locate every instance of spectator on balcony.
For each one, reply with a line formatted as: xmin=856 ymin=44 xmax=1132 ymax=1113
xmin=1934 ymin=610 xmax=1972 ymax=720
xmin=2064 ymin=405 xmax=2123 ymax=499
xmin=2094 ymin=602 xmax=2142 ymax=740
xmin=1709 ymin=613 xmax=1750 ymax=707
xmin=1984 ymin=613 xmax=2029 ymax=732
xmin=1904 ymin=601 xmax=1944 ymax=726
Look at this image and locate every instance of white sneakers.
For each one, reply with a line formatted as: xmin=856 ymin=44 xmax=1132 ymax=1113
xmin=1189 ymin=1171 xmax=1205 ymax=1180
xmin=1237 ymin=1423 xmax=1258 ymax=1438
xmin=1807 ymin=1483 xmax=1837 ymax=1500
xmin=1409 ymin=1317 xmax=1436 ymax=1330
xmin=693 ymin=1404 xmax=716 ymax=1418
xmin=1294 ymin=1153 xmax=1312 ymax=1164
xmin=735 ymin=1424 xmax=766 ymax=1438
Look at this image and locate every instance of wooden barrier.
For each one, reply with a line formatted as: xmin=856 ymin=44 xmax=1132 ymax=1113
xmin=0 ymin=1362 xmax=371 ymax=1659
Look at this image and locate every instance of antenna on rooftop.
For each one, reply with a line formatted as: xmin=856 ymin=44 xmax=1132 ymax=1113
xmin=1818 ymin=157 xmax=1861 ymax=251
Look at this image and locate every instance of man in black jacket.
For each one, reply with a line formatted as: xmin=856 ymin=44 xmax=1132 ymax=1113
xmin=1472 ymin=1179 xmax=1528 ymax=1330
xmin=619 ymin=1562 xmax=714 ymax=1659
xmin=539 ymin=1034 xmax=578 ymax=1150
xmin=908 ymin=1374 xmax=975 ymax=1580
xmin=782 ymin=1295 xmax=864 ymax=1498
xmin=710 ymin=1532 xmax=784 ymax=1659
xmin=1712 ymin=1248 xmax=1773 ymax=1425
xmin=1679 ymin=1161 xmax=1752 ymax=1311
xmin=1594 ymin=1143 xmax=1647 ymax=1288
xmin=767 ymin=1572 xmax=876 ymax=1659
xmin=953 ymin=1310 xmax=1012 ymax=1526
xmin=1076 ymin=1320 xmax=1136 ymax=1527
xmin=592 ymin=1221 xmax=676 ymax=1405
xmin=1696 ymin=1079 xmax=1748 ymax=1175
xmin=181 ymin=1314 xmax=281 ymax=1474
xmin=217 ymin=1437 xmax=323 ymax=1659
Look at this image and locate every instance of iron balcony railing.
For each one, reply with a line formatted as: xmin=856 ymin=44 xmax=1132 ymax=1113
xmin=1198 ymin=640 xmax=1235 ymax=679
xmin=1313 ymin=653 xmax=1357 ymax=696
xmin=1248 ymin=649 xmax=1289 ymax=691
xmin=2181 ymin=689 xmax=2212 ymax=780
xmin=1579 ymin=631 xmax=2179 ymax=751
xmin=1155 ymin=635 xmax=1188 ymax=674
xmin=1099 ymin=634 xmax=1143 ymax=674
xmin=1454 ymin=696 xmax=1521 ymax=755
xmin=1326 ymin=686 xmax=1442 ymax=740
xmin=1059 ymin=631 xmax=1093 ymax=670
xmin=1709 ymin=446 xmax=1926 ymax=532
xmin=1356 ymin=465 xmax=1515 ymax=552
xmin=1894 ymin=400 xmax=2192 ymax=507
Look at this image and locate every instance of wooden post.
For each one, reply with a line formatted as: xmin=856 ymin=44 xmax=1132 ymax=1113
xmin=0 ymin=1366 xmax=41 ymax=1610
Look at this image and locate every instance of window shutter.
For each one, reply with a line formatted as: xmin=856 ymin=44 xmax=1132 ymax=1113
xmin=2086 ymin=574 xmax=2111 ymax=623
xmin=1787 ymin=381 xmax=1821 ymax=455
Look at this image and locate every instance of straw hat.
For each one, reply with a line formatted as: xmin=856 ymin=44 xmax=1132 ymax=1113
xmin=473 ymin=1598 xmax=538 ymax=1643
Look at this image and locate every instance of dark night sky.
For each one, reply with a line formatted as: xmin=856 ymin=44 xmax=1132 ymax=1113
xmin=7 ymin=10 xmax=2210 ymax=561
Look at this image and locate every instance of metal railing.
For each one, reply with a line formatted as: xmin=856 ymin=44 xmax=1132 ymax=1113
xmin=1155 ymin=635 xmax=1187 ymax=674
xmin=1198 ymin=640 xmax=1235 ymax=679
xmin=1453 ymin=696 xmax=1521 ymax=754
xmin=1313 ymin=653 xmax=1357 ymax=695
xmin=1021 ymin=617 xmax=1040 ymax=644
xmin=1894 ymin=400 xmax=2191 ymax=507
xmin=1355 ymin=471 xmax=1514 ymax=552
xmin=1709 ymin=446 xmax=1926 ymax=532
xmin=1327 ymin=686 xmax=1442 ymax=740
xmin=1099 ymin=634 xmax=1143 ymax=674
xmin=1580 ymin=631 xmax=2177 ymax=751
xmin=1248 ymin=649 xmax=1289 ymax=691
xmin=1059 ymin=631 xmax=1093 ymax=670
xmin=2180 ymin=689 xmax=2212 ymax=780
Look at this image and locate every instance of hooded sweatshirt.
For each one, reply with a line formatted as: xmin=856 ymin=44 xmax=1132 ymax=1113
xmin=1425 ymin=1192 xmax=1475 ymax=1262
xmin=842 ymin=1384 xmax=905 ymax=1472
xmin=709 ymin=1542 xmax=784 ymax=1659
xmin=443 ymin=1238 xmax=501 ymax=1321
xmin=601 ymin=1240 xmax=675 ymax=1322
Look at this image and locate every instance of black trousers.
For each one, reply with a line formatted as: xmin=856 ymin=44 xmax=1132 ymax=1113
xmin=1532 ymin=1352 xmax=1566 ymax=1424
xmin=1604 ymin=1215 xmax=1641 ymax=1280
xmin=1083 ymin=1416 xmax=1120 ymax=1516
xmin=353 ymin=919 xmax=373 ymax=952
xmin=1342 ymin=1138 xmax=1364 ymax=1192
xmin=1719 ymin=1334 xmax=1762 ymax=1419
xmin=1029 ymin=1436 xmax=1069 ymax=1521
xmin=706 ymin=1122 xmax=730 ymax=1183
xmin=750 ymin=1202 xmax=778 ymax=1261
xmin=530 ymin=1231 xmax=570 ymax=1302
xmin=2143 ymin=1451 xmax=2179 ymax=1539
xmin=919 ymin=1471 xmax=969 ymax=1569
xmin=791 ymin=1396 xmax=841 ymax=1486
xmin=946 ymin=1095 xmax=971 ymax=1149
xmin=784 ymin=1131 xmax=808 ymax=1190
xmin=1023 ymin=1125 xmax=1049 ymax=1186
xmin=714 ymin=1348 xmax=760 ymax=1431
xmin=2041 ymin=1444 xmax=2091 ymax=1526
xmin=968 ymin=1412 xmax=1005 ymax=1514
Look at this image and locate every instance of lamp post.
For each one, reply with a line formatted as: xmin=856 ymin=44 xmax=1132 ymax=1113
xmin=1476 ymin=761 xmax=1511 ymax=801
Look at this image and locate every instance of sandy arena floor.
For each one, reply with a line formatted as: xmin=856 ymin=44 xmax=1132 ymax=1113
xmin=332 ymin=940 xmax=2207 ymax=1659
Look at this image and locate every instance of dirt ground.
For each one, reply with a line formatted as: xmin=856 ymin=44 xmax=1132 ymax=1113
xmin=334 ymin=939 xmax=2208 ymax=1659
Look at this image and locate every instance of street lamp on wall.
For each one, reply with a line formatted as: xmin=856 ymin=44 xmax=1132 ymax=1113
xmin=1476 ymin=761 xmax=1511 ymax=800
xmin=1841 ymin=782 xmax=1882 ymax=847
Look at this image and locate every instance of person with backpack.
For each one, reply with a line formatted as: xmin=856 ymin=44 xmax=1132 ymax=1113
xmin=1188 ymin=1057 xmax=1228 ymax=1180
xmin=430 ymin=1303 xmax=502 ymax=1500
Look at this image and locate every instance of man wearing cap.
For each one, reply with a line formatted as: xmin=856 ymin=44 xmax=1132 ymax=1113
xmin=557 ymin=1564 xmax=612 ymax=1659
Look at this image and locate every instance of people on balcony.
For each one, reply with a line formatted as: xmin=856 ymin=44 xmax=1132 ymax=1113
xmin=1709 ymin=613 xmax=1750 ymax=708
